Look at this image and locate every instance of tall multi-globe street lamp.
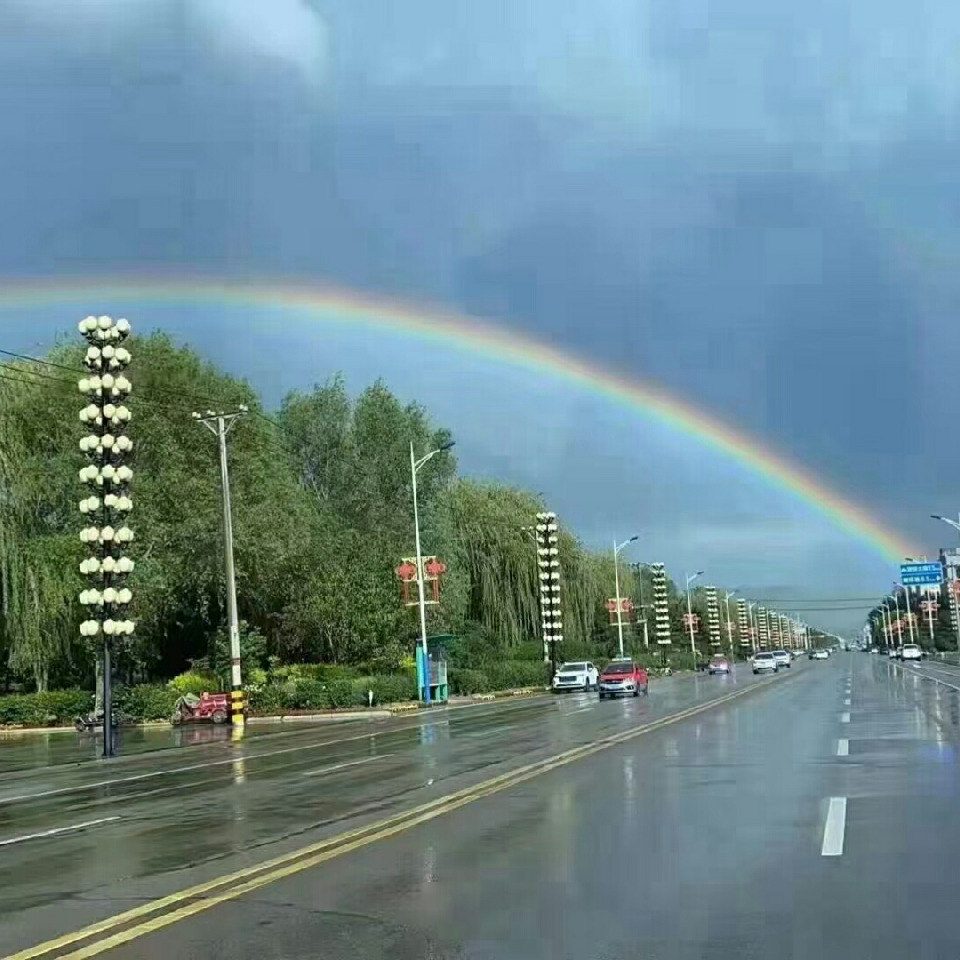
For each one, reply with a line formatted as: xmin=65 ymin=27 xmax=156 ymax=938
xmin=410 ymin=440 xmax=455 ymax=704
xmin=685 ymin=571 xmax=703 ymax=659
xmin=535 ymin=512 xmax=563 ymax=679
xmin=77 ymin=315 xmax=135 ymax=758
xmin=612 ymin=536 xmax=638 ymax=658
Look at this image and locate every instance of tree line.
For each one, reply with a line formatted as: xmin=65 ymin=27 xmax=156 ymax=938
xmin=1 ymin=332 xmax=757 ymax=693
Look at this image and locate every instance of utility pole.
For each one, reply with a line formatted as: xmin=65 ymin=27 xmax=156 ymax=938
xmin=194 ymin=407 xmax=248 ymax=729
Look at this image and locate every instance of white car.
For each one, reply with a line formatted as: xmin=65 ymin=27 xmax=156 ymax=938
xmin=810 ymin=649 xmax=829 ymax=660
xmin=772 ymin=650 xmax=792 ymax=669
xmin=752 ymin=652 xmax=778 ymax=674
xmin=901 ymin=644 xmax=922 ymax=663
xmin=552 ymin=661 xmax=599 ymax=692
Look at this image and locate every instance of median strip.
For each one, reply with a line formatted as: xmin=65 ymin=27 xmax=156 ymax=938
xmin=8 ymin=670 xmax=795 ymax=960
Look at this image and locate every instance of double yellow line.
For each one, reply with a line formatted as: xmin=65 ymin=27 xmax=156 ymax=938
xmin=9 ymin=673 xmax=787 ymax=960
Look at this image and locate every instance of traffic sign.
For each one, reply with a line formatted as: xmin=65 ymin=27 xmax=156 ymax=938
xmin=900 ymin=562 xmax=943 ymax=586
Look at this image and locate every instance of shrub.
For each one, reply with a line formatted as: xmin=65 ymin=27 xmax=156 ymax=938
xmin=448 ymin=668 xmax=492 ymax=696
xmin=167 ymin=670 xmax=220 ymax=697
xmin=353 ymin=673 xmax=417 ymax=706
xmin=324 ymin=679 xmax=358 ymax=709
xmin=0 ymin=690 xmax=92 ymax=727
xmin=115 ymin=685 xmax=178 ymax=721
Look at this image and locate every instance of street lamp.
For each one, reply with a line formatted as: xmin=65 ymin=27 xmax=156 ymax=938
xmin=723 ymin=590 xmax=737 ymax=662
xmin=612 ymin=536 xmax=638 ymax=658
xmin=685 ymin=571 xmax=704 ymax=659
xmin=411 ymin=439 xmax=455 ymax=704
xmin=77 ymin=315 xmax=134 ymax=758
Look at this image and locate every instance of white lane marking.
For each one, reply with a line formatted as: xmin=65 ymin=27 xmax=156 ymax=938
xmin=837 ymin=739 xmax=849 ymax=757
xmin=821 ymin=797 xmax=847 ymax=856
xmin=840 ymin=712 xmax=850 ymax=723
xmin=0 ymin=816 xmax=121 ymax=847
xmin=844 ymin=697 xmax=851 ymax=706
xmin=303 ymin=754 xmax=393 ymax=777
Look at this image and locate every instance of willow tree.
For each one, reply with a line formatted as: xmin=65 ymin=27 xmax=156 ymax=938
xmin=445 ymin=479 xmax=543 ymax=647
xmin=0 ymin=358 xmax=83 ymax=690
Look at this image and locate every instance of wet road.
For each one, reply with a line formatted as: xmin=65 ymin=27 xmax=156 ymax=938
xmin=4 ymin=655 xmax=960 ymax=959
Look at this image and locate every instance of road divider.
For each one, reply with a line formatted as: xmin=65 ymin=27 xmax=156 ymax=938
xmin=8 ymin=669 xmax=798 ymax=960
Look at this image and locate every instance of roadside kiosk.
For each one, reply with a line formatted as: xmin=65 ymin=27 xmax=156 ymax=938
xmin=415 ymin=634 xmax=450 ymax=705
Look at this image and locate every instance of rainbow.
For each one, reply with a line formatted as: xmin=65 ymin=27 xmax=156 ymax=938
xmin=0 ymin=275 xmax=915 ymax=562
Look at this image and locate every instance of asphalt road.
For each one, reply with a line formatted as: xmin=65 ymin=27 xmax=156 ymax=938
xmin=4 ymin=654 xmax=960 ymax=959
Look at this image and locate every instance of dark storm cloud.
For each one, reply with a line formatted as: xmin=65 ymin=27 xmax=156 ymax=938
xmin=2 ymin=0 xmax=960 ymax=563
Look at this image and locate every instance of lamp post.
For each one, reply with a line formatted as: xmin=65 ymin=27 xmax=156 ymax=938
xmin=77 ymin=315 xmax=135 ymax=758
xmin=724 ymin=590 xmax=736 ymax=662
xmin=194 ymin=406 xmax=248 ymax=729
xmin=685 ymin=570 xmax=704 ymax=660
xmin=411 ymin=440 xmax=455 ymax=704
xmin=891 ymin=590 xmax=902 ymax=648
xmin=612 ymin=536 xmax=638 ymax=657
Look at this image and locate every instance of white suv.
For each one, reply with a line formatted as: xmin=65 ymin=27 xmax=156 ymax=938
xmin=901 ymin=644 xmax=922 ymax=662
xmin=552 ymin=661 xmax=599 ymax=692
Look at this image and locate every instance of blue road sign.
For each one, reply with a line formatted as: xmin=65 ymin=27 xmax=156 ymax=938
xmin=900 ymin=562 xmax=943 ymax=586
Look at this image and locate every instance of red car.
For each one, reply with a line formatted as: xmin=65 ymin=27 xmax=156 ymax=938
xmin=598 ymin=659 xmax=649 ymax=699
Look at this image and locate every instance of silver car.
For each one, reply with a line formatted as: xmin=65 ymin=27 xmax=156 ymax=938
xmin=752 ymin=652 xmax=778 ymax=675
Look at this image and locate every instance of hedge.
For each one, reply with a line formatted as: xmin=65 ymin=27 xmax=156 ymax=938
xmin=0 ymin=689 xmax=92 ymax=727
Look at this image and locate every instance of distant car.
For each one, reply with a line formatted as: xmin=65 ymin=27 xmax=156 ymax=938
xmin=771 ymin=650 xmax=791 ymax=669
xmin=708 ymin=655 xmax=730 ymax=675
xmin=598 ymin=659 xmax=649 ymax=698
xmin=888 ymin=648 xmax=897 ymax=659
xmin=809 ymin=649 xmax=828 ymax=660
xmin=789 ymin=650 xmax=800 ymax=660
xmin=552 ymin=661 xmax=599 ymax=692
xmin=870 ymin=647 xmax=880 ymax=654
xmin=752 ymin=652 xmax=778 ymax=674
xmin=901 ymin=643 xmax=922 ymax=662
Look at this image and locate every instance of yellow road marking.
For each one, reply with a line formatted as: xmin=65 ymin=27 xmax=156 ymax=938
xmin=9 ymin=672 xmax=792 ymax=960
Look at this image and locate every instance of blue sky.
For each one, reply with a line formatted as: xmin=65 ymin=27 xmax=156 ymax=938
xmin=4 ymin=0 xmax=960 ymax=631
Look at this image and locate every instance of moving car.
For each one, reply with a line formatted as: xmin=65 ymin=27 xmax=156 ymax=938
xmin=772 ymin=649 xmax=791 ymax=669
xmin=552 ymin=661 xmax=599 ymax=692
xmin=752 ymin=652 xmax=778 ymax=674
xmin=598 ymin=659 xmax=649 ymax=698
xmin=707 ymin=655 xmax=730 ymax=675
xmin=809 ymin=648 xmax=828 ymax=660
xmin=901 ymin=643 xmax=922 ymax=662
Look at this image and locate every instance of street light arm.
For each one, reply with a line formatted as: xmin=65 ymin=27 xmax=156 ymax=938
xmin=932 ymin=514 xmax=960 ymax=534
xmin=615 ymin=535 xmax=639 ymax=554
xmin=413 ymin=440 xmax=456 ymax=473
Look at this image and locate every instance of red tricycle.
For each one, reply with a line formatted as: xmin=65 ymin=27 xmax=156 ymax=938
xmin=170 ymin=692 xmax=231 ymax=725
